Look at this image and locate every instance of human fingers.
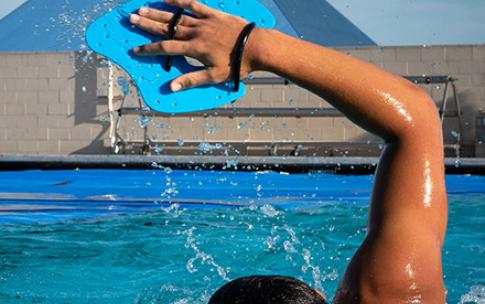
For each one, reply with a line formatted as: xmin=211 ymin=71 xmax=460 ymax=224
xmin=129 ymin=14 xmax=193 ymax=39
xmin=171 ymin=68 xmax=222 ymax=92
xmin=138 ymin=6 xmax=198 ymax=27
xmin=163 ymin=0 xmax=216 ymax=17
xmin=133 ymin=40 xmax=192 ymax=56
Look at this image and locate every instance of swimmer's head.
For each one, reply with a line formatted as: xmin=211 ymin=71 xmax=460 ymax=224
xmin=209 ymin=275 xmax=327 ymax=304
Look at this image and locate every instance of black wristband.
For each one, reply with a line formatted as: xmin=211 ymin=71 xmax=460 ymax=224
xmin=164 ymin=8 xmax=185 ymax=72
xmin=232 ymin=22 xmax=256 ymax=92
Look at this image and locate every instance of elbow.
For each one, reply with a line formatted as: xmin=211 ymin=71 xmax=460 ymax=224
xmin=410 ymin=87 xmax=442 ymax=131
xmin=377 ymin=82 xmax=442 ymax=144
xmin=394 ymin=87 xmax=443 ymax=144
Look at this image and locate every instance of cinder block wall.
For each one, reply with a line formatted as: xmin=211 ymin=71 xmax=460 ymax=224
xmin=0 ymin=45 xmax=484 ymax=156
xmin=342 ymin=45 xmax=485 ymax=156
xmin=0 ymin=52 xmax=108 ymax=154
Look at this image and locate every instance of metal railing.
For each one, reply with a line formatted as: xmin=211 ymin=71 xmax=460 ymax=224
xmin=108 ymin=75 xmax=463 ymax=156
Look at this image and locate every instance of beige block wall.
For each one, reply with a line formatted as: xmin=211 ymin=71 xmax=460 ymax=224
xmin=0 ymin=52 xmax=110 ymax=154
xmin=342 ymin=45 xmax=485 ymax=154
xmin=0 ymin=45 xmax=484 ymax=156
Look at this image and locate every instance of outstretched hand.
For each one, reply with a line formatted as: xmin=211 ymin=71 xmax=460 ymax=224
xmin=130 ymin=0 xmax=256 ymax=92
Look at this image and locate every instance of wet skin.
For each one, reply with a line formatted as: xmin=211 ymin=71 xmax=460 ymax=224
xmin=130 ymin=0 xmax=448 ymax=302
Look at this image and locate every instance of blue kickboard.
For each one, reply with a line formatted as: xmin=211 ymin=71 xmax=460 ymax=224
xmin=86 ymin=0 xmax=275 ymax=114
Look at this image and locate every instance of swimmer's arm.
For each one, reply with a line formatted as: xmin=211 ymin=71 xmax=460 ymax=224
xmin=246 ymin=27 xmax=448 ymax=304
xmin=245 ymin=29 xmax=448 ymax=303
xmin=246 ymin=30 xmax=439 ymax=143
xmin=132 ymin=2 xmax=447 ymax=300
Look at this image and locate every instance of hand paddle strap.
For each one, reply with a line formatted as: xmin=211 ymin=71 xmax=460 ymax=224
xmin=232 ymin=22 xmax=256 ymax=92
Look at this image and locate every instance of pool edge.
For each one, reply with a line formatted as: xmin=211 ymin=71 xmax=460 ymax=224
xmin=1 ymin=154 xmax=484 ymax=174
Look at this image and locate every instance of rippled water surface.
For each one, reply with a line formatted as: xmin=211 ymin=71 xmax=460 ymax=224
xmin=0 ymin=170 xmax=483 ymax=303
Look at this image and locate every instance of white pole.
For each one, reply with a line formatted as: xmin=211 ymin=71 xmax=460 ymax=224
xmin=107 ymin=61 xmax=117 ymax=151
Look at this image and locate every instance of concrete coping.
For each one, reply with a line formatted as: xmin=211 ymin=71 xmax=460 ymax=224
xmin=0 ymin=154 xmax=484 ymax=174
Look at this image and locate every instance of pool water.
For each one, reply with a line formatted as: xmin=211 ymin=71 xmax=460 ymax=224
xmin=0 ymin=170 xmax=484 ymax=303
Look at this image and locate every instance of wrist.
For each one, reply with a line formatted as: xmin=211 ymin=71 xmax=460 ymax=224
xmin=243 ymin=27 xmax=273 ymax=73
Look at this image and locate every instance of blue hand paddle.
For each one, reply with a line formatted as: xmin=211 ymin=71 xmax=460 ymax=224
xmin=86 ymin=0 xmax=275 ymax=114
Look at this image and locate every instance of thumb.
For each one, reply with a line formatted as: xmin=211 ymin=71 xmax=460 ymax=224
xmin=171 ymin=68 xmax=217 ymax=92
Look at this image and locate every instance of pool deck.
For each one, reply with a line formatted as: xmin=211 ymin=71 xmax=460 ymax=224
xmin=1 ymin=154 xmax=485 ymax=174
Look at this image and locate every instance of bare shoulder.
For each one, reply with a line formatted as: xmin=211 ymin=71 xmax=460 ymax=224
xmin=334 ymin=92 xmax=448 ymax=303
xmin=334 ymin=222 xmax=447 ymax=303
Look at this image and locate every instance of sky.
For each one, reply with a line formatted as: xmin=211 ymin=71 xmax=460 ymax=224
xmin=1 ymin=0 xmax=484 ymax=46
xmin=0 ymin=0 xmax=26 ymax=20
xmin=326 ymin=0 xmax=485 ymax=45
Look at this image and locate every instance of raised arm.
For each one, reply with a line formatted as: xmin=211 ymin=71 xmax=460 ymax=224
xmin=131 ymin=1 xmax=448 ymax=302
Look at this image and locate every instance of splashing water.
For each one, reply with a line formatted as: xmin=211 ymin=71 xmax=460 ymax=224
xmin=182 ymin=227 xmax=230 ymax=281
xmin=198 ymin=143 xmax=224 ymax=153
xmin=459 ymin=285 xmax=485 ymax=304
xmin=57 ymin=0 xmax=124 ymax=48
xmin=260 ymin=204 xmax=280 ymax=217
xmin=137 ymin=115 xmax=153 ymax=128
xmin=205 ymin=123 xmax=217 ymax=135
xmin=225 ymin=159 xmax=239 ymax=169
xmin=117 ymin=76 xmax=131 ymax=96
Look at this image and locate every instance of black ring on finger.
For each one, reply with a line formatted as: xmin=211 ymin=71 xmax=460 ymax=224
xmin=164 ymin=8 xmax=185 ymax=72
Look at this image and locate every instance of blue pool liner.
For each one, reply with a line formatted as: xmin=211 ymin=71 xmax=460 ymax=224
xmin=0 ymin=170 xmax=484 ymax=223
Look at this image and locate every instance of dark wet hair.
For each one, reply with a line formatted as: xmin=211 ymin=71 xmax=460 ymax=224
xmin=209 ymin=275 xmax=327 ymax=304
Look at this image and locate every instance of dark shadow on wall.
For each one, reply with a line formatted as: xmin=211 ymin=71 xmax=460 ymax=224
xmin=71 ymin=51 xmax=110 ymax=154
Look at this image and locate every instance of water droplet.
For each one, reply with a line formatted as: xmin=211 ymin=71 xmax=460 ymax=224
xmin=137 ymin=115 xmax=153 ymax=128
xmin=154 ymin=145 xmax=163 ymax=154
xmin=117 ymin=76 xmax=131 ymax=96
xmin=226 ymin=159 xmax=239 ymax=169
xmin=198 ymin=142 xmax=223 ymax=153
xmin=224 ymin=82 xmax=235 ymax=89
xmin=206 ymin=123 xmax=217 ymax=134
xmin=260 ymin=205 xmax=280 ymax=217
